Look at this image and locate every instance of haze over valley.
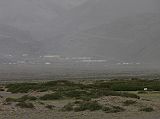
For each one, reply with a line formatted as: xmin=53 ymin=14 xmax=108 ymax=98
xmin=0 ymin=0 xmax=160 ymax=74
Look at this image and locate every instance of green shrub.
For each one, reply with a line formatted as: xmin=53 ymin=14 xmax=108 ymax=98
xmin=62 ymin=103 xmax=74 ymax=111
xmin=74 ymin=101 xmax=102 ymax=112
xmin=140 ymin=107 xmax=154 ymax=112
xmin=74 ymin=100 xmax=82 ymax=104
xmin=6 ymin=83 xmax=38 ymax=93
xmin=89 ymin=90 xmax=140 ymax=99
xmin=123 ymin=100 xmax=136 ymax=106
xmin=45 ymin=105 xmax=55 ymax=110
xmin=0 ymin=88 xmax=4 ymax=91
xmin=110 ymin=106 xmax=125 ymax=113
xmin=39 ymin=93 xmax=63 ymax=100
xmin=3 ymin=102 xmax=11 ymax=105
xmin=92 ymin=80 xmax=160 ymax=91
xmin=102 ymin=106 xmax=113 ymax=112
xmin=99 ymin=105 xmax=125 ymax=113
xmin=38 ymin=101 xmax=45 ymax=105
xmin=62 ymin=90 xmax=89 ymax=98
xmin=5 ymin=97 xmax=17 ymax=102
xmin=16 ymin=102 xmax=34 ymax=109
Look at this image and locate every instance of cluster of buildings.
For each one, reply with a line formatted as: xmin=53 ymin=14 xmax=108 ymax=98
xmin=0 ymin=54 xmax=141 ymax=66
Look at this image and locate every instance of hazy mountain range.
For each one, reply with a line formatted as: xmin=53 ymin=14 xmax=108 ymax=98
xmin=0 ymin=0 xmax=160 ymax=64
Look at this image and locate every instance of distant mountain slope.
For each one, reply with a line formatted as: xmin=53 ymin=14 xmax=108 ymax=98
xmin=0 ymin=0 xmax=88 ymax=41
xmin=0 ymin=24 xmax=44 ymax=56
xmin=46 ymin=0 xmax=159 ymax=57
xmin=0 ymin=0 xmax=89 ymax=55
xmin=49 ymin=0 xmax=157 ymax=38
xmin=60 ymin=13 xmax=160 ymax=63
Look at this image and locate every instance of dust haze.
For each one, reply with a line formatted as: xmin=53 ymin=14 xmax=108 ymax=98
xmin=0 ymin=0 xmax=160 ymax=76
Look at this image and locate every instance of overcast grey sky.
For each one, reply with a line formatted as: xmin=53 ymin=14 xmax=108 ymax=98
xmin=0 ymin=0 xmax=160 ymax=63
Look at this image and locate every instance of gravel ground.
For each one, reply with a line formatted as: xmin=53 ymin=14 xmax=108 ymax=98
xmin=0 ymin=109 xmax=160 ymax=119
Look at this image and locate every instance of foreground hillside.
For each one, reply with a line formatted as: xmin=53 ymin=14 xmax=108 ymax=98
xmin=0 ymin=79 xmax=160 ymax=119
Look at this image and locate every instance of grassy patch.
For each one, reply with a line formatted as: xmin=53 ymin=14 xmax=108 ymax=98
xmin=5 ymin=95 xmax=37 ymax=102
xmin=61 ymin=89 xmax=140 ymax=100
xmin=92 ymin=79 xmax=160 ymax=91
xmin=138 ymin=91 xmax=148 ymax=94
xmin=17 ymin=95 xmax=37 ymax=102
xmin=62 ymin=90 xmax=89 ymax=99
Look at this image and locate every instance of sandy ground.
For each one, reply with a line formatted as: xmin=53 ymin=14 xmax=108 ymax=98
xmin=0 ymin=107 xmax=160 ymax=119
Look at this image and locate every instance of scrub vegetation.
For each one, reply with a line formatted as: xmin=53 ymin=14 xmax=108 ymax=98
xmin=2 ymin=79 xmax=160 ymax=113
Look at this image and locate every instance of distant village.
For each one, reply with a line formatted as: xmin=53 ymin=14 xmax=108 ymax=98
xmin=0 ymin=54 xmax=141 ymax=66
